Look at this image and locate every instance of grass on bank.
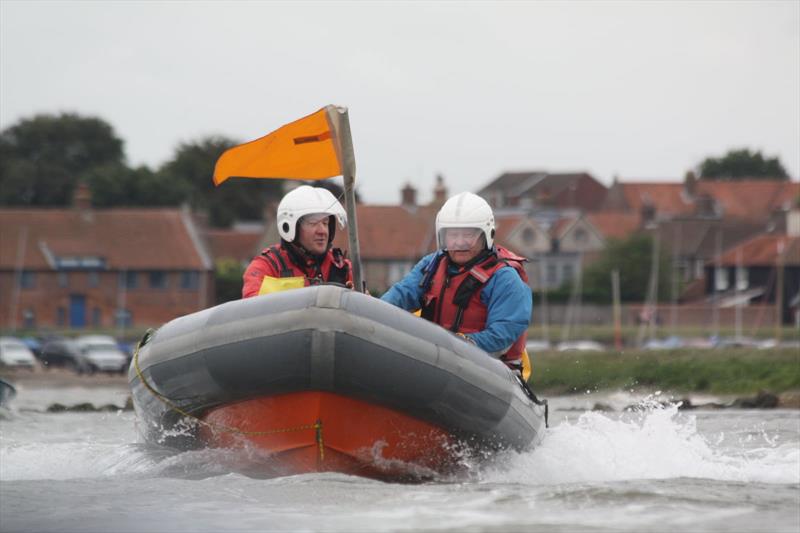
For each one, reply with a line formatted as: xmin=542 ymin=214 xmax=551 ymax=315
xmin=529 ymin=347 xmax=800 ymax=395
xmin=527 ymin=325 xmax=800 ymax=347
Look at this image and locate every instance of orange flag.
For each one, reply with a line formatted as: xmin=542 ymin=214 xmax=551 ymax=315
xmin=213 ymin=106 xmax=344 ymax=186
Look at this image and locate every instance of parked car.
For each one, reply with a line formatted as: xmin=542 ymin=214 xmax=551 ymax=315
xmin=20 ymin=336 xmax=43 ymax=359
xmin=39 ymin=338 xmax=83 ymax=370
xmin=525 ymin=340 xmax=553 ymax=352
xmin=642 ymin=336 xmax=685 ymax=351
xmin=75 ymin=335 xmax=129 ymax=374
xmin=556 ymin=340 xmax=606 ymax=352
xmin=0 ymin=337 xmax=38 ymax=370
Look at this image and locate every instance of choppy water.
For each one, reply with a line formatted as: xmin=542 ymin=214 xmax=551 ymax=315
xmin=1 ymin=385 xmax=798 ymax=533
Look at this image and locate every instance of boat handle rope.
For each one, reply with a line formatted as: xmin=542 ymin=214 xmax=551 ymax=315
xmin=132 ymin=335 xmax=325 ymax=460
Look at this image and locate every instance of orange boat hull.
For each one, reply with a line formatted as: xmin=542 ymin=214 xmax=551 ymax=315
xmin=200 ymin=391 xmax=459 ymax=480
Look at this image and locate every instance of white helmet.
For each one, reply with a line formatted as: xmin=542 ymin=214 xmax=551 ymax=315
xmin=276 ymin=185 xmax=347 ymax=243
xmin=435 ymin=192 xmax=495 ymax=249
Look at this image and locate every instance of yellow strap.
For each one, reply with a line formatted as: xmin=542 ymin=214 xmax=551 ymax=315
xmin=258 ymin=275 xmax=305 ymax=295
xmin=521 ymin=349 xmax=532 ymax=382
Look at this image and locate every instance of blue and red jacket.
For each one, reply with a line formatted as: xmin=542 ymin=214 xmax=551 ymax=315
xmin=381 ymin=246 xmax=531 ymax=364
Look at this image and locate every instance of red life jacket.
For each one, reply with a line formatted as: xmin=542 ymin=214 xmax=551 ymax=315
xmin=420 ymin=246 xmax=529 ymax=365
xmin=242 ymin=243 xmax=351 ymax=298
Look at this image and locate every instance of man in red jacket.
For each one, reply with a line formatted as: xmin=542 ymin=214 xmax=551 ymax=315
xmin=242 ymin=185 xmax=353 ymax=298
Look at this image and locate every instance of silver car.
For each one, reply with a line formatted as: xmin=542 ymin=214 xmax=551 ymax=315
xmin=75 ymin=335 xmax=129 ymax=374
xmin=0 ymin=337 xmax=38 ymax=370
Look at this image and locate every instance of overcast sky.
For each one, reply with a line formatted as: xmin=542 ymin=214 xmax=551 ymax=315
xmin=2 ymin=1 xmax=798 ymax=204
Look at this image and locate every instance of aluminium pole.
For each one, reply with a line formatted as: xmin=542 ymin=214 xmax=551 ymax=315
xmin=332 ymin=107 xmax=364 ymax=291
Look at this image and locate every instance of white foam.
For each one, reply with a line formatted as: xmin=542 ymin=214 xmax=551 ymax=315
xmin=480 ymin=401 xmax=800 ymax=485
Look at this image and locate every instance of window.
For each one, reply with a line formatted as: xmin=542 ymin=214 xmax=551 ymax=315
xmin=22 ymin=309 xmax=35 ymax=329
xmin=87 ymin=271 xmax=99 ymax=288
xmin=149 ymin=271 xmax=167 ymax=289
xmin=58 ymin=271 xmax=69 ymax=288
xmin=119 ymin=271 xmax=138 ymax=289
xmin=92 ymin=307 xmax=101 ymax=327
xmin=574 ymin=229 xmax=587 ymax=242
xmin=562 ymin=263 xmax=574 ymax=281
xmin=547 ymin=263 xmax=558 ymax=285
xmin=115 ymin=309 xmax=132 ymax=327
xmin=180 ymin=271 xmax=199 ymax=290
xmin=20 ymin=271 xmax=35 ymax=289
xmin=736 ymin=266 xmax=748 ymax=291
xmin=57 ymin=307 xmax=66 ymax=326
xmin=388 ymin=261 xmax=413 ymax=285
xmin=522 ymin=227 xmax=536 ymax=245
xmin=714 ymin=267 xmax=729 ymax=291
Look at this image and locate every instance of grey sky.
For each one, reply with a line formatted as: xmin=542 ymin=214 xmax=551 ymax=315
xmin=2 ymin=1 xmax=798 ymax=204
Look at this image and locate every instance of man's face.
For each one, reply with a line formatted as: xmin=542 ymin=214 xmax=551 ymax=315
xmin=443 ymin=227 xmax=485 ymax=265
xmin=297 ymin=214 xmax=330 ymax=255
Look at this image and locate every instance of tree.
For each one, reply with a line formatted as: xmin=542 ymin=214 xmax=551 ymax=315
xmin=0 ymin=113 xmax=125 ymax=205
xmin=159 ymin=136 xmax=285 ymax=227
xmin=214 ymin=258 xmax=245 ymax=304
xmin=84 ymin=163 xmax=190 ymax=207
xmin=581 ymin=233 xmax=672 ymax=303
xmin=698 ymin=149 xmax=789 ymax=180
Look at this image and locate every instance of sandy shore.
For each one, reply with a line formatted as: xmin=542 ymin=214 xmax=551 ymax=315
xmin=0 ymin=366 xmax=129 ymax=389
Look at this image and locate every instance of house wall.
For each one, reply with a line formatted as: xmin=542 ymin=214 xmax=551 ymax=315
xmin=0 ymin=269 xmax=214 ymax=330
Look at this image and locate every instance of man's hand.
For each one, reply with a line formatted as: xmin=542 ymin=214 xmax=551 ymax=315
xmin=456 ymin=332 xmax=476 ymax=345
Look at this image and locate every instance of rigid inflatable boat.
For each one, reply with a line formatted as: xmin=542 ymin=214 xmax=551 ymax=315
xmin=129 ymin=285 xmax=546 ymax=480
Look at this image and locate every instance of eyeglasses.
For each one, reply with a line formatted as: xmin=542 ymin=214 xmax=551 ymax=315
xmin=300 ymin=214 xmax=330 ymax=229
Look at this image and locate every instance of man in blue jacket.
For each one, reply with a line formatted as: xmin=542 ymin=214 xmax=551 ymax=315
xmin=381 ymin=192 xmax=533 ymax=379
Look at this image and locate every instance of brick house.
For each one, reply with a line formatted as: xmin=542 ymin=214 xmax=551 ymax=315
xmin=0 ymin=186 xmax=214 ymax=330
xmin=477 ymin=171 xmax=608 ymax=211
xmin=703 ymin=216 xmax=800 ymax=325
xmin=602 ymin=177 xmax=799 ymax=223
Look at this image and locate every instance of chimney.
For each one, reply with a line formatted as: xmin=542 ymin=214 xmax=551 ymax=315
xmin=788 ymin=208 xmax=800 ymax=237
xmin=401 ymin=182 xmax=417 ymax=207
xmin=72 ymin=182 xmax=92 ymax=210
xmin=684 ymin=170 xmax=697 ymax=196
xmin=431 ymin=174 xmax=447 ymax=207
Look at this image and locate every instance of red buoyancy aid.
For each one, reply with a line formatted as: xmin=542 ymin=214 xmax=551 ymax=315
xmin=420 ymin=246 xmax=529 ymax=365
xmin=242 ymin=244 xmax=351 ymax=298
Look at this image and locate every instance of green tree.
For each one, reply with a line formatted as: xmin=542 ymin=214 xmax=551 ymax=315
xmin=698 ymin=148 xmax=789 ymax=180
xmin=215 ymin=258 xmax=245 ymax=304
xmin=85 ymin=163 xmax=190 ymax=207
xmin=159 ymin=136 xmax=285 ymax=227
xmin=581 ymin=233 xmax=672 ymax=303
xmin=0 ymin=113 xmax=125 ymax=205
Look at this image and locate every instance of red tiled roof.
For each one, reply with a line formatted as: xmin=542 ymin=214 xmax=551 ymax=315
xmin=494 ymin=214 xmax=526 ymax=245
xmin=0 ymin=208 xmax=209 ymax=270
xmin=694 ymin=180 xmax=800 ymax=220
xmin=618 ymin=182 xmax=694 ymax=215
xmin=549 ymin=216 xmax=577 ymax=239
xmin=332 ymin=205 xmax=439 ymax=260
xmin=587 ymin=211 xmax=642 ymax=240
xmin=206 ymin=229 xmax=262 ymax=263
xmin=715 ymin=234 xmax=800 ymax=267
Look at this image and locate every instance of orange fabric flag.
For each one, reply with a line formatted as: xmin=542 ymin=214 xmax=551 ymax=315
xmin=213 ymin=106 xmax=343 ymax=186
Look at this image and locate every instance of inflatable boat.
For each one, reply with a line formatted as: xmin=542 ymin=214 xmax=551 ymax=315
xmin=129 ymin=285 xmax=547 ymax=480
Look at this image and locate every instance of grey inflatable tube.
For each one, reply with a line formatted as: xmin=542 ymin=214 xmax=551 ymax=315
xmin=129 ymin=285 xmax=546 ymax=450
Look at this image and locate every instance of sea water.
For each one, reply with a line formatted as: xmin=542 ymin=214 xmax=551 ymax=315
xmin=1 ymin=385 xmax=798 ymax=533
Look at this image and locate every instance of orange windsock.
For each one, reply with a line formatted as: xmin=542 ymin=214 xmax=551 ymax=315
xmin=213 ymin=106 xmax=343 ymax=186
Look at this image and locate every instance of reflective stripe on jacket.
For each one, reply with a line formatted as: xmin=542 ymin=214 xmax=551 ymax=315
xmin=242 ymin=243 xmax=351 ymax=298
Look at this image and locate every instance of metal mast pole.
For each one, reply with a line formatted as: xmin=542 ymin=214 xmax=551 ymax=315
xmin=333 ymin=107 xmax=364 ymax=291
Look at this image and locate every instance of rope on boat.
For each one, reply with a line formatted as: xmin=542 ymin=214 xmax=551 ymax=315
xmin=132 ymin=333 xmax=325 ymax=459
